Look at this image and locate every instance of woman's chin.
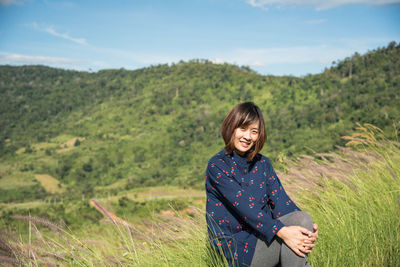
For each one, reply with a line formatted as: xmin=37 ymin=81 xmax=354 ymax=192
xmin=235 ymin=146 xmax=252 ymax=155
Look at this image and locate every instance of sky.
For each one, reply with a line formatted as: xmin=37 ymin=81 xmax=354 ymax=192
xmin=0 ymin=0 xmax=399 ymax=76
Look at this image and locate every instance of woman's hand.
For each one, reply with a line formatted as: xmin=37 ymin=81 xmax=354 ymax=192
xmin=309 ymin=224 xmax=319 ymax=242
xmin=303 ymin=224 xmax=318 ymax=251
xmin=313 ymin=224 xmax=319 ymax=239
xmin=276 ymin=226 xmax=315 ymax=257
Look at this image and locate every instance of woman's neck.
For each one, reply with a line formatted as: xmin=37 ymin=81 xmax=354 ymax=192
xmin=233 ymin=150 xmax=249 ymax=161
xmin=233 ymin=149 xmax=249 ymax=160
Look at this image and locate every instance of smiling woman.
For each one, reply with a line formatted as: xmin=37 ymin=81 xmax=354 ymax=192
xmin=205 ymin=102 xmax=318 ymax=267
xmin=221 ymin=103 xmax=266 ymax=160
xmin=232 ymin=122 xmax=259 ymax=154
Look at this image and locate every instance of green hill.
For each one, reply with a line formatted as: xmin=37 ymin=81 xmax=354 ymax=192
xmin=0 ymin=42 xmax=399 ymax=203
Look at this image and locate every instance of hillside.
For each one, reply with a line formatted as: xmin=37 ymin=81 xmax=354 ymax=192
xmin=0 ymin=42 xmax=399 ymax=204
xmin=2 ymin=131 xmax=399 ymax=266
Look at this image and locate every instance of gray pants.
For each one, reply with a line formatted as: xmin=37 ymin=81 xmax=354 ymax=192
xmin=250 ymin=211 xmax=314 ymax=267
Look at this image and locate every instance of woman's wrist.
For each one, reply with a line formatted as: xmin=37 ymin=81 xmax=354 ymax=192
xmin=276 ymin=226 xmax=287 ymax=239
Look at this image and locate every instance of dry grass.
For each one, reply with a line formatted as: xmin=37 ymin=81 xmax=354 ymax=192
xmin=1 ymin=124 xmax=398 ymax=266
xmin=34 ymin=174 xmax=65 ymax=194
xmin=277 ymin=145 xmax=384 ymax=199
xmin=0 ymin=202 xmax=212 ymax=266
xmin=277 ymin=123 xmax=398 ymax=203
xmin=56 ymin=137 xmax=85 ymax=153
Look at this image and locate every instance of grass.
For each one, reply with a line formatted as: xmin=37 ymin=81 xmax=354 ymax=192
xmin=55 ymin=137 xmax=85 ymax=153
xmin=0 ymin=172 xmax=36 ymax=190
xmin=0 ymin=201 xmax=50 ymax=211
xmin=1 ymin=125 xmax=399 ymax=266
xmin=292 ymin=125 xmax=400 ymax=266
xmin=302 ymin=145 xmax=400 ymax=266
xmin=34 ymin=174 xmax=65 ymax=194
xmin=1 ymin=203 xmax=225 ymax=266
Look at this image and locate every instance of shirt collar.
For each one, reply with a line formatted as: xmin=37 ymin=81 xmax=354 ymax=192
xmin=232 ymin=151 xmax=251 ymax=168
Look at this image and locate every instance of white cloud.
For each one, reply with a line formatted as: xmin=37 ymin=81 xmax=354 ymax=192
xmin=245 ymin=0 xmax=400 ymax=10
xmin=0 ymin=52 xmax=107 ymax=70
xmin=209 ymin=45 xmax=354 ymax=69
xmin=0 ymin=53 xmax=84 ymax=64
xmin=91 ymin=46 xmax=189 ymax=66
xmin=211 ymin=58 xmax=225 ymax=64
xmin=32 ymin=22 xmax=88 ymax=45
xmin=248 ymin=61 xmax=265 ymax=67
xmin=88 ymin=38 xmax=397 ymax=73
xmin=246 ymin=0 xmax=270 ymax=9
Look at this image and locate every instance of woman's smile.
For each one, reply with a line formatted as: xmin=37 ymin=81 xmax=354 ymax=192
xmin=233 ymin=121 xmax=259 ymax=155
xmin=239 ymin=140 xmax=251 ymax=148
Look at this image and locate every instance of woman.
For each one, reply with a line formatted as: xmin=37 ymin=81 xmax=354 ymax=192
xmin=205 ymin=102 xmax=318 ymax=267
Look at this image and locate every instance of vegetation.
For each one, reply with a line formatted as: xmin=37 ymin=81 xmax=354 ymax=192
xmin=287 ymin=125 xmax=400 ymax=266
xmin=0 ymin=42 xmax=399 ymax=206
xmin=0 ymin=42 xmax=399 ymax=266
xmin=1 ymin=127 xmax=398 ymax=266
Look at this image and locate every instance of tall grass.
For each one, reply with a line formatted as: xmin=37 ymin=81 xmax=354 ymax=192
xmin=0 ymin=202 xmax=227 ymax=266
xmin=1 ymin=125 xmax=399 ymax=266
xmin=299 ymin=125 xmax=400 ymax=266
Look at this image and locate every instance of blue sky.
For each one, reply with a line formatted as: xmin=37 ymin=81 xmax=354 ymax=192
xmin=0 ymin=0 xmax=399 ymax=76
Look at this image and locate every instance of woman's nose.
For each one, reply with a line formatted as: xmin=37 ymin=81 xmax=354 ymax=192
xmin=243 ymin=130 xmax=251 ymax=139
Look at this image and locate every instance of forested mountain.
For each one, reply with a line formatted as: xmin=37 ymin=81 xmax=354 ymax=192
xmin=0 ymin=42 xmax=399 ymax=201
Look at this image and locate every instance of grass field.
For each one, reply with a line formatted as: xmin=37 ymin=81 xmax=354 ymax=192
xmin=34 ymin=174 xmax=65 ymax=194
xmin=1 ymin=126 xmax=399 ymax=266
xmin=55 ymin=137 xmax=85 ymax=153
xmin=0 ymin=171 xmax=36 ymax=190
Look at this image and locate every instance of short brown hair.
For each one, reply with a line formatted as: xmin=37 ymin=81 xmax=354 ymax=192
xmin=221 ymin=102 xmax=266 ymax=160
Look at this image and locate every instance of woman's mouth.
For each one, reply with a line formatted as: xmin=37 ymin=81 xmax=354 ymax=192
xmin=240 ymin=141 xmax=251 ymax=148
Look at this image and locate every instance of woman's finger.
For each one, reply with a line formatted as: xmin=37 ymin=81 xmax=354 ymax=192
xmin=308 ymin=236 xmax=316 ymax=243
xmin=313 ymin=224 xmax=319 ymax=239
xmin=303 ymin=236 xmax=316 ymax=243
xmin=304 ymin=243 xmax=315 ymax=250
xmin=299 ymin=246 xmax=311 ymax=254
xmin=307 ymin=232 xmax=318 ymax=240
xmin=294 ymin=248 xmax=305 ymax=258
xmin=304 ymin=239 xmax=315 ymax=244
xmin=298 ymin=226 xmax=312 ymax=236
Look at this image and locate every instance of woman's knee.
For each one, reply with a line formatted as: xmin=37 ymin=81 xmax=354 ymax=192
xmin=293 ymin=211 xmax=313 ymax=231
xmin=280 ymin=211 xmax=313 ymax=231
xmin=296 ymin=211 xmax=313 ymax=231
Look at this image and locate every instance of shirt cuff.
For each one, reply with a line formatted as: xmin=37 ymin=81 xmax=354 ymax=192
xmin=267 ymin=219 xmax=285 ymax=244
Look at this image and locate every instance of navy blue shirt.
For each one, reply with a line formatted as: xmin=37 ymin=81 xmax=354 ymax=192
xmin=205 ymin=149 xmax=299 ymax=267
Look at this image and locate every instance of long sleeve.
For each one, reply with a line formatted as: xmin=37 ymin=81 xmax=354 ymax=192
xmin=206 ymin=160 xmax=284 ymax=244
xmin=265 ymin=158 xmax=300 ymax=219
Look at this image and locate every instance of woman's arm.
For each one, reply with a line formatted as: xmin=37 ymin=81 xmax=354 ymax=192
xmin=264 ymin=157 xmax=300 ymax=218
xmin=206 ymin=160 xmax=284 ymax=244
xmin=265 ymin=158 xmax=318 ymax=256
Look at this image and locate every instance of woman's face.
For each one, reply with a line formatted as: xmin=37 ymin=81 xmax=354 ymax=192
xmin=233 ymin=121 xmax=259 ymax=155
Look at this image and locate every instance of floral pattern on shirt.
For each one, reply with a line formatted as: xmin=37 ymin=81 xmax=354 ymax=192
xmin=205 ymin=149 xmax=299 ymax=267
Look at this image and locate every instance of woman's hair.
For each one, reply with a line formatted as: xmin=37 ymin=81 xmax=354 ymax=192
xmin=221 ymin=102 xmax=266 ymax=160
